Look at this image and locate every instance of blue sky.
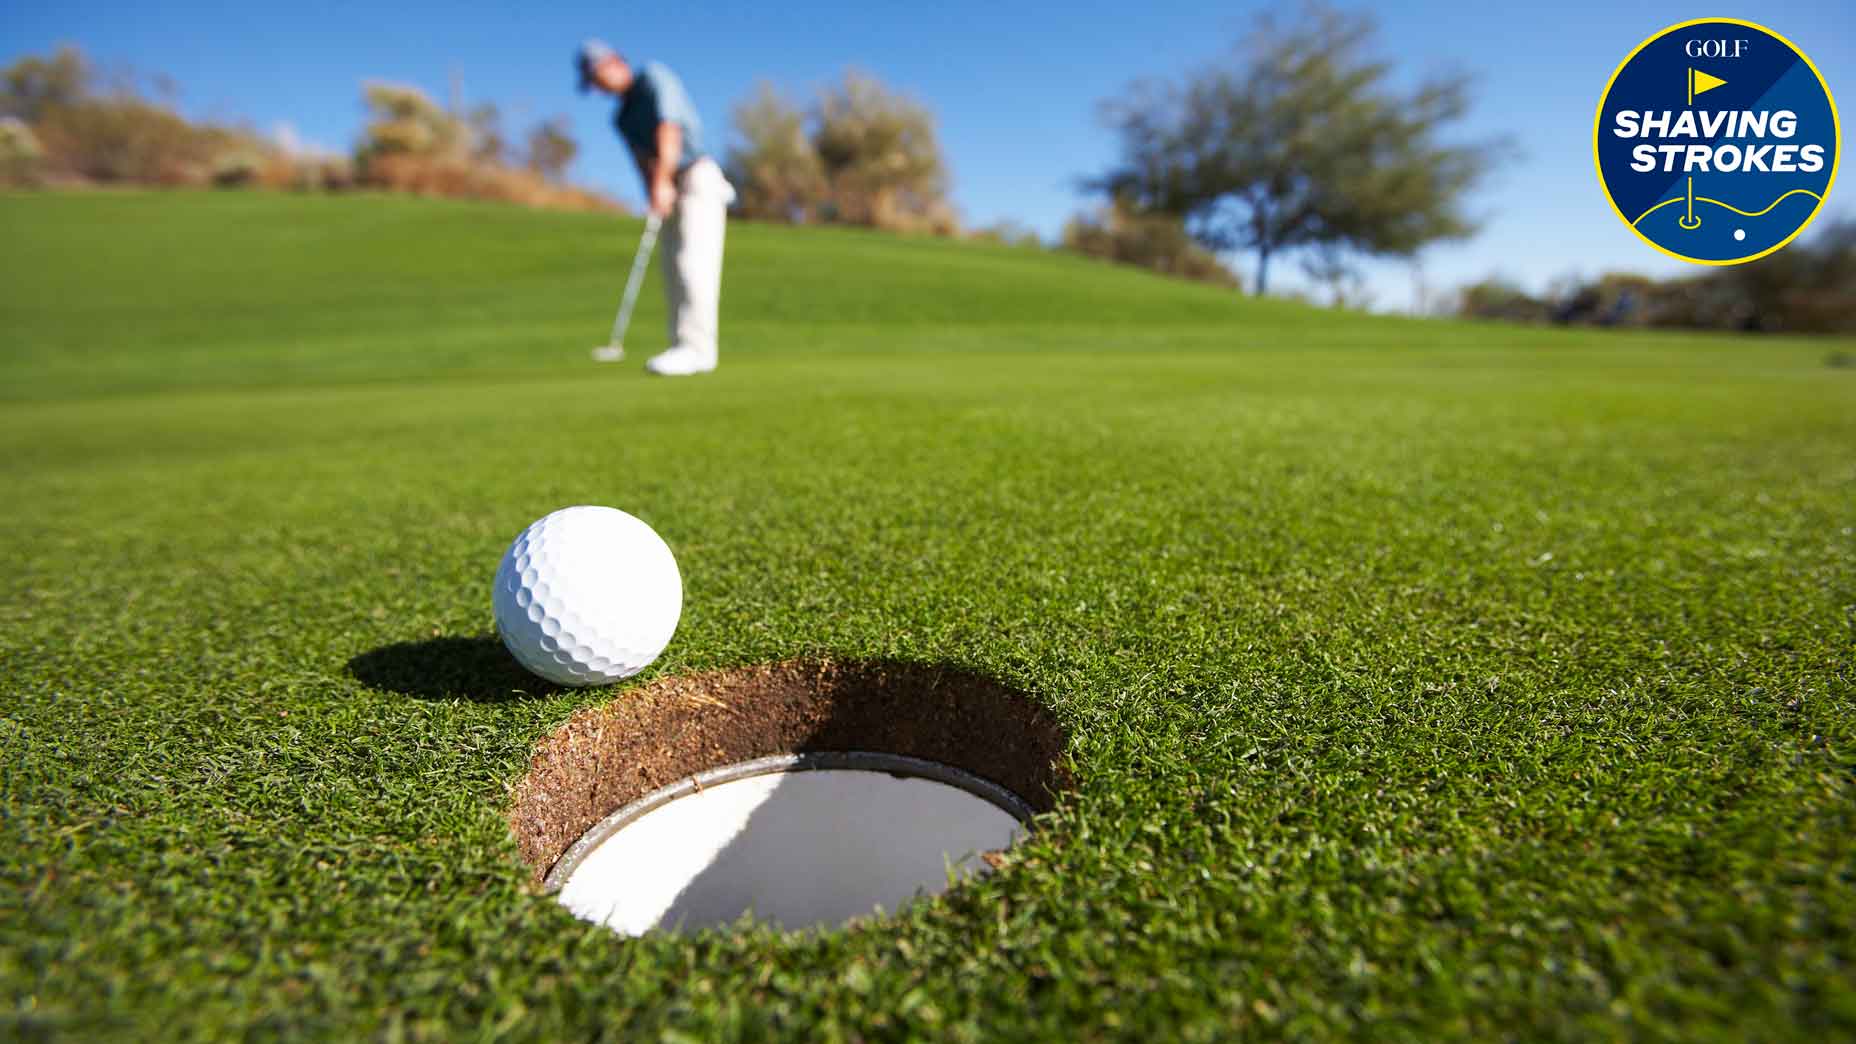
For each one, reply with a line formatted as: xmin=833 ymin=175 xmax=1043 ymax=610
xmin=4 ymin=1 xmax=1849 ymax=308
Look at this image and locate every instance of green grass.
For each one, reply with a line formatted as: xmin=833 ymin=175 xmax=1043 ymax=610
xmin=2 ymin=190 xmax=1852 ymax=1042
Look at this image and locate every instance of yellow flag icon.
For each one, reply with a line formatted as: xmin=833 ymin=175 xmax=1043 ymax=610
xmin=1688 ymin=68 xmax=1727 ymax=104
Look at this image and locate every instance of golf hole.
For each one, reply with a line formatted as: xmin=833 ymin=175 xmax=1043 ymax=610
xmin=550 ymin=752 xmax=1028 ymax=934
xmin=509 ymin=660 xmax=1069 ymax=935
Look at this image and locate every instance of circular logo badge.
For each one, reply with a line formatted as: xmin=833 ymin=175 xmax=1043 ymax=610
xmin=1595 ymin=19 xmax=1839 ymax=265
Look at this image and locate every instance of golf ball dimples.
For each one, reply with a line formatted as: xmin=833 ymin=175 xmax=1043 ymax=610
xmin=493 ymin=506 xmax=682 ymax=686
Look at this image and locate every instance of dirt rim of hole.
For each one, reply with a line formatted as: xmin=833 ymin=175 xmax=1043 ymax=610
xmin=508 ymin=658 xmax=1071 ymax=885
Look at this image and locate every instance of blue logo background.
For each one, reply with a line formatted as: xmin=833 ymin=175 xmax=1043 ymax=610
xmin=1596 ymin=21 xmax=1837 ymax=264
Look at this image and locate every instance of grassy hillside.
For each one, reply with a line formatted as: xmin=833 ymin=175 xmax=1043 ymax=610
xmin=2 ymin=192 xmax=1853 ymax=1041
xmin=3 ymin=190 xmax=1784 ymax=398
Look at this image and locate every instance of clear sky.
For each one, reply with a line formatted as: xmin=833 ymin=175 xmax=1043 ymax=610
xmin=4 ymin=1 xmax=1850 ymax=309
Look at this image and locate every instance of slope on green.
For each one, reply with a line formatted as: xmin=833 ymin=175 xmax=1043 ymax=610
xmin=2 ymin=192 xmax=1852 ymax=1041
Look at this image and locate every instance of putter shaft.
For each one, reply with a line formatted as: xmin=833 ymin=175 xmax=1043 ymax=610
xmin=606 ymin=213 xmax=662 ymax=350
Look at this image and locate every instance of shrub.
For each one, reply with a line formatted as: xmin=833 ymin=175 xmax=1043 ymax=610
xmin=7 ymin=46 xmax=277 ymax=187
xmin=968 ymin=221 xmax=1042 ymax=248
xmin=1062 ymin=199 xmax=1239 ymax=288
xmin=354 ymin=83 xmax=613 ymax=212
xmin=812 ymin=72 xmax=954 ymax=233
xmin=32 ymin=97 xmax=267 ymax=185
xmin=212 ymin=152 xmax=264 ymax=188
xmin=726 ymin=83 xmax=825 ymax=223
xmin=1454 ymin=278 xmax=1550 ymax=323
xmin=1 ymin=47 xmax=616 ymax=213
xmin=357 ymin=82 xmax=467 ymax=165
xmin=2 ymin=47 xmax=87 ymax=123
xmin=0 ymin=116 xmax=44 ymax=186
xmin=360 ymin=152 xmax=616 ymax=212
xmin=727 ymin=71 xmax=956 ymax=234
xmin=1455 ymin=221 xmax=1856 ymax=334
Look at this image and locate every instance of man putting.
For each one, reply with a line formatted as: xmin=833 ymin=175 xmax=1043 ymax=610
xmin=578 ymin=40 xmax=734 ymax=376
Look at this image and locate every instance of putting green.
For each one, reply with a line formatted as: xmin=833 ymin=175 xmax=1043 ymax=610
xmin=2 ymin=192 xmax=1852 ymax=1040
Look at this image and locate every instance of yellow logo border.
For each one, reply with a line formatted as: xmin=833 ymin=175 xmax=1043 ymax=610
xmin=1592 ymin=17 xmax=1841 ymax=266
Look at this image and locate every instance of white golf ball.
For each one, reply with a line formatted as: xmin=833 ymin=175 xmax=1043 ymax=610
xmin=492 ymin=506 xmax=682 ymax=686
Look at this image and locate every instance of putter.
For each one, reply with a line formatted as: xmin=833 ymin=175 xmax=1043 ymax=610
xmin=591 ymin=213 xmax=662 ymax=362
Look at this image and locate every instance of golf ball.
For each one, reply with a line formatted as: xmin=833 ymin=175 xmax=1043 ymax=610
xmin=492 ymin=506 xmax=681 ymax=686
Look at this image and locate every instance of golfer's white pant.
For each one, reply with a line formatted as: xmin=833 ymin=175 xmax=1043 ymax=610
xmin=662 ymin=158 xmax=734 ymax=359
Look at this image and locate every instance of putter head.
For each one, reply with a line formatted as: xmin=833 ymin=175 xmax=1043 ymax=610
xmin=591 ymin=344 xmax=625 ymax=363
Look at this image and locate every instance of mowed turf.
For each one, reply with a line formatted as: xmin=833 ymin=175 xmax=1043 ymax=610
xmin=2 ymin=191 xmax=1853 ymax=1041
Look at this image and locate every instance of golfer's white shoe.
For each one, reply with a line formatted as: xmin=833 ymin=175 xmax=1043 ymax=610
xmin=644 ymin=345 xmax=717 ymax=376
xmin=590 ymin=345 xmax=624 ymax=363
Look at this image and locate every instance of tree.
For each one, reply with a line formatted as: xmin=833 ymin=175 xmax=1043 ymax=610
xmin=523 ymin=116 xmax=577 ymax=181
xmin=1300 ymin=244 xmax=1373 ymax=309
xmin=724 ymin=72 xmax=956 ymax=233
xmin=812 ymin=71 xmax=953 ymax=232
xmin=2 ymin=47 xmax=89 ymax=123
xmin=358 ymin=82 xmax=467 ymax=159
xmin=465 ymin=101 xmax=505 ymax=163
xmin=725 ymin=82 xmax=825 ymax=222
xmin=1092 ymin=3 xmax=1503 ymax=293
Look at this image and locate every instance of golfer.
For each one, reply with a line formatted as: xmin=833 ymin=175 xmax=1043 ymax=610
xmin=578 ymin=40 xmax=734 ymax=376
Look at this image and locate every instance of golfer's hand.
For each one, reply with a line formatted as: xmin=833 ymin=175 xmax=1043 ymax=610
xmin=649 ymin=178 xmax=677 ymax=218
